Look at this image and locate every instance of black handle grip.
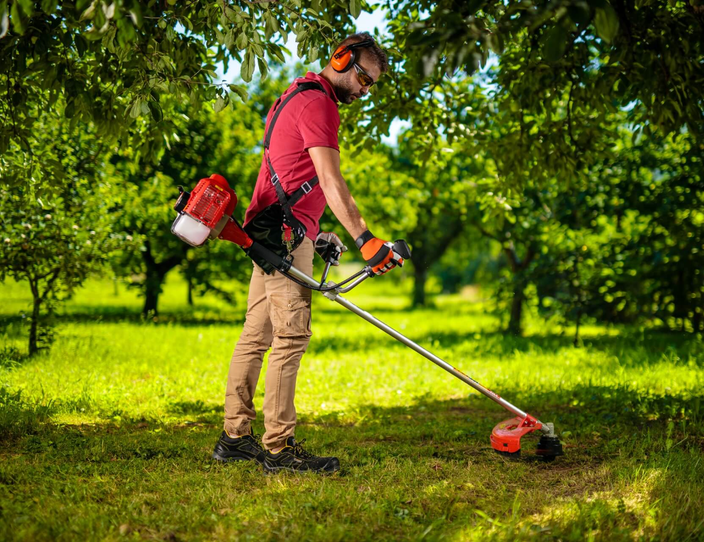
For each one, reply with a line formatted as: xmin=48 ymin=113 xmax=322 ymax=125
xmin=247 ymin=242 xmax=291 ymax=273
xmin=393 ymin=239 xmax=412 ymax=260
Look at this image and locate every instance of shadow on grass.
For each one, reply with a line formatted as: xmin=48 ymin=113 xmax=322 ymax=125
xmin=1 ymin=383 xmax=702 ymax=541
xmin=166 ymin=399 xmax=222 ymax=418
xmin=0 ymin=310 xmax=244 ymax=330
xmin=307 ymin=326 xmax=703 ymax=367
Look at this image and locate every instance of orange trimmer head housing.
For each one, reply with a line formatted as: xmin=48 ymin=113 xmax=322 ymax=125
xmin=491 ymin=414 xmax=564 ymax=460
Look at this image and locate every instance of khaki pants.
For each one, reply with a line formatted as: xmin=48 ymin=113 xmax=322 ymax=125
xmin=223 ymin=238 xmax=314 ymax=450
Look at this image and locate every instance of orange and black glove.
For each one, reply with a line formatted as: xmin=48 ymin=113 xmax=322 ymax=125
xmin=356 ymin=230 xmax=404 ymax=275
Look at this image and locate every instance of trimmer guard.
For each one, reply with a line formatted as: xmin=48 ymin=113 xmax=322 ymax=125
xmin=490 ymin=414 xmax=542 ymax=454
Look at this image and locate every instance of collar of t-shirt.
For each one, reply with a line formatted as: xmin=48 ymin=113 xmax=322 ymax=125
xmin=301 ymin=71 xmax=339 ymax=104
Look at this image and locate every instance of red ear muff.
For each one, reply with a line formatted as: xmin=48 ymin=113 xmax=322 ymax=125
xmin=331 ymin=45 xmax=355 ymax=73
xmin=330 ymin=38 xmax=376 ymax=73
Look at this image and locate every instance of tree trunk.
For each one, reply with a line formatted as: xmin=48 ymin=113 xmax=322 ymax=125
xmin=143 ymin=266 xmax=167 ymax=316
xmin=508 ymin=283 xmax=524 ymax=336
xmin=187 ymin=274 xmax=194 ymax=306
xmin=412 ymin=264 xmax=427 ymax=308
xmin=29 ymin=281 xmax=40 ymax=356
xmin=140 ymin=241 xmax=186 ymax=317
xmin=574 ymin=308 xmax=581 ymax=347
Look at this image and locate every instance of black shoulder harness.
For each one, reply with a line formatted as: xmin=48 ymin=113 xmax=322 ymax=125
xmin=263 ymin=81 xmax=330 ymax=223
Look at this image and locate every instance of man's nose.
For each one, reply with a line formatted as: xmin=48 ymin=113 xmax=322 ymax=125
xmin=360 ymin=86 xmax=369 ymax=96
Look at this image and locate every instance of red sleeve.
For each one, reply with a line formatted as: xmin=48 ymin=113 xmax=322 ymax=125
xmin=299 ymin=96 xmax=340 ymax=151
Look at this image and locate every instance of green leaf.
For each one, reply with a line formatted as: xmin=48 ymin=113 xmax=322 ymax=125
xmin=271 ymin=47 xmax=286 ymax=63
xmin=10 ymin=1 xmax=25 ymax=34
xmin=229 ymin=84 xmax=248 ymax=102
xmin=241 ymin=49 xmax=254 ymax=82
xmin=17 ymin=0 xmax=32 ymax=16
xmin=542 ymin=25 xmax=568 ymax=62
xmin=79 ymin=0 xmax=96 ymax=20
xmin=594 ymin=3 xmax=619 ymax=44
xmin=213 ymin=95 xmax=226 ymax=113
xmin=257 ymin=57 xmax=268 ymax=81
xmin=487 ymin=33 xmax=504 ymax=55
xmin=349 ymin=0 xmax=361 ymax=19
xmin=41 ymin=0 xmax=58 ymax=13
xmin=130 ymin=99 xmax=142 ymax=119
xmin=0 ymin=8 xmax=8 ymax=39
xmin=309 ymin=46 xmax=319 ymax=63
xmin=224 ymin=29 xmax=235 ymax=49
xmin=149 ymin=101 xmax=163 ymax=122
xmin=74 ymin=34 xmax=88 ymax=57
xmin=64 ymin=100 xmax=76 ymax=119
xmin=567 ymin=1 xmax=592 ymax=26
xmin=235 ymin=32 xmax=247 ymax=50
xmin=264 ymin=12 xmax=274 ymax=40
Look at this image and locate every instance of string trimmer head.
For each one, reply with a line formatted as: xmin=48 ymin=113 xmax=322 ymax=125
xmin=491 ymin=414 xmax=564 ymax=460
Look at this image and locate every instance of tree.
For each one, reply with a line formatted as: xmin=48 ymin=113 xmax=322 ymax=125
xmin=108 ymin=69 xmax=285 ymax=315
xmin=1 ymin=0 xmax=364 ymax=191
xmin=0 ymin=185 xmax=114 ymax=355
xmin=0 ymin=114 xmax=118 ymax=354
xmin=376 ymin=0 xmax=704 ymax=136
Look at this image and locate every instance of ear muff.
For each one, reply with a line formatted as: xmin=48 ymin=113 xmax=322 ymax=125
xmin=331 ymin=44 xmax=355 ymax=73
xmin=330 ymin=38 xmax=375 ymax=73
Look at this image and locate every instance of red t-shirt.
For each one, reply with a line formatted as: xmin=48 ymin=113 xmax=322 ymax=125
xmin=244 ymin=72 xmax=340 ymax=240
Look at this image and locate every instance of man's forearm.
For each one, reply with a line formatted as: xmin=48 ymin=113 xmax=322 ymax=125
xmin=318 ymin=172 xmax=368 ymax=240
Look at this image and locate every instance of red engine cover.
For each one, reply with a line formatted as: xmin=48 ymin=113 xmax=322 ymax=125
xmin=184 ymin=174 xmax=237 ymax=229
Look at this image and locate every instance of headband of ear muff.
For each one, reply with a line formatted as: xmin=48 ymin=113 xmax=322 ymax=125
xmin=330 ymin=38 xmax=375 ymax=73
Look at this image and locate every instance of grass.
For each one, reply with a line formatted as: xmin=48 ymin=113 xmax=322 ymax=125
xmin=1 ymin=271 xmax=703 ymax=541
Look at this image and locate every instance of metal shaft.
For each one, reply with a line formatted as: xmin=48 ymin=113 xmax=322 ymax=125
xmin=284 ymin=265 xmax=538 ymax=424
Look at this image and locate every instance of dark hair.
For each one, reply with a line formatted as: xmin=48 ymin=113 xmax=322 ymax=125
xmin=335 ymin=32 xmax=389 ymax=73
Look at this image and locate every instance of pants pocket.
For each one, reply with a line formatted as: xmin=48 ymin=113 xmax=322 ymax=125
xmin=269 ymin=294 xmax=312 ymax=338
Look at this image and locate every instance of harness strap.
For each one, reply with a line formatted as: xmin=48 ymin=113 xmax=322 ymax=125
xmin=263 ymin=81 xmax=329 ymax=223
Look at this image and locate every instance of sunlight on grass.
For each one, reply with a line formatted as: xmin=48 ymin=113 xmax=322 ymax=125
xmin=1 ymin=277 xmax=702 ymax=541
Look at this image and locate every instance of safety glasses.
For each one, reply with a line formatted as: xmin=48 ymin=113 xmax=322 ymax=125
xmin=353 ymin=63 xmax=376 ymax=88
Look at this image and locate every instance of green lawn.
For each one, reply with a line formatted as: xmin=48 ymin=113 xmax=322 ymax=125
xmin=1 ymin=274 xmax=703 ymax=541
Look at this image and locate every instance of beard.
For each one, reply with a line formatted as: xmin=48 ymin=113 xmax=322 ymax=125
xmin=332 ymin=78 xmax=358 ymax=105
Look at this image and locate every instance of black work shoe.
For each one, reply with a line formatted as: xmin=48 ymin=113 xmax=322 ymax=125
xmin=212 ymin=430 xmax=265 ymax=463
xmin=262 ymin=437 xmax=340 ymax=474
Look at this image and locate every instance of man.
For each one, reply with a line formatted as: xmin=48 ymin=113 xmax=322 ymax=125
xmin=212 ymin=33 xmax=400 ymax=473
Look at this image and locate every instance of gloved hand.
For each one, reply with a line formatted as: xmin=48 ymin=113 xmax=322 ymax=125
xmin=356 ymin=230 xmax=404 ymax=275
xmin=315 ymin=231 xmax=348 ymax=265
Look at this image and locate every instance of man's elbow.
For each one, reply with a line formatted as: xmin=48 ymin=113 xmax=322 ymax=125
xmin=317 ymin=170 xmax=344 ymax=191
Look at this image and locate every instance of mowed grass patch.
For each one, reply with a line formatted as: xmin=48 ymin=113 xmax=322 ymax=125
xmin=1 ymin=275 xmax=703 ymax=541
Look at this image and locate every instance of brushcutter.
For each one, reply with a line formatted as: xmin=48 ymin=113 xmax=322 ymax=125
xmin=171 ymin=174 xmax=564 ymax=460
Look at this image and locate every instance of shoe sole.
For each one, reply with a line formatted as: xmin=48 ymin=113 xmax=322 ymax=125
xmin=212 ymin=452 xmax=255 ymax=463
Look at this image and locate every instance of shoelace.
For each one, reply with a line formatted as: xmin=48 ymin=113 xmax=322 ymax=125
xmin=291 ymin=439 xmax=314 ymax=459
